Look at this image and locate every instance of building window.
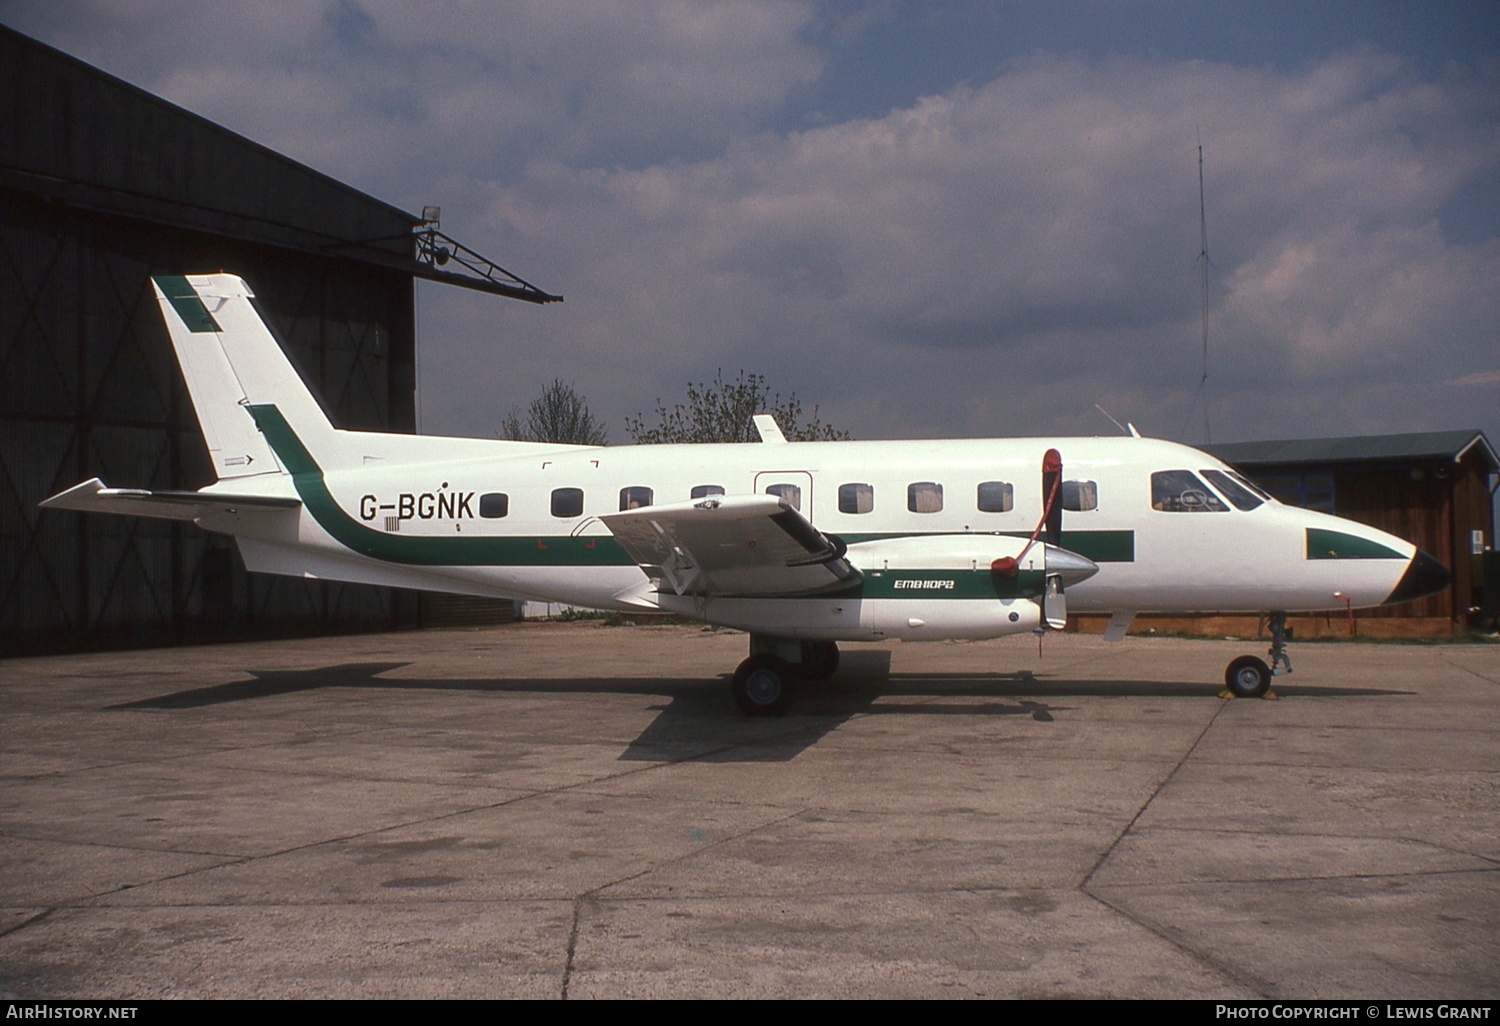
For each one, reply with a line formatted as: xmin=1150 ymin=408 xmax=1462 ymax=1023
xmin=619 ymin=486 xmax=653 ymax=510
xmin=1061 ymin=480 xmax=1098 ymax=511
xmin=1256 ymin=473 xmax=1335 ymax=513
xmin=908 ymin=482 xmax=943 ymax=513
xmin=479 ymin=492 xmax=509 ymax=518
xmin=838 ymin=483 xmax=874 ymax=514
xmin=691 ymin=485 xmax=725 ymax=499
xmin=976 ymin=481 xmax=1013 ymax=513
xmin=551 ymin=487 xmax=584 ymax=518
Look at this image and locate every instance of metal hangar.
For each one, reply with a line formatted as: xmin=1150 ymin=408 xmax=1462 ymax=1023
xmin=1 ymin=25 xmax=558 ymax=654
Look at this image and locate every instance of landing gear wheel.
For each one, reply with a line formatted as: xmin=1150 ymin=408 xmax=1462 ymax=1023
xmin=732 ymin=654 xmax=798 ymax=716
xmin=1225 ymin=655 xmax=1272 ymax=698
xmin=799 ymin=641 xmax=840 ymax=681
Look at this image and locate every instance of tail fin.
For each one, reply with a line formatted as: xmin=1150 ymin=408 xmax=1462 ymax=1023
xmin=153 ymin=274 xmax=337 ymax=480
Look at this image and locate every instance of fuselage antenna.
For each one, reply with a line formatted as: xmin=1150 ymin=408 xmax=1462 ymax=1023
xmin=1094 ymin=403 xmax=1130 ymax=436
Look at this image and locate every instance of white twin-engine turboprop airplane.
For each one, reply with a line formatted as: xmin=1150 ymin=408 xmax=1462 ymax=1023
xmin=43 ymin=274 xmax=1450 ymax=714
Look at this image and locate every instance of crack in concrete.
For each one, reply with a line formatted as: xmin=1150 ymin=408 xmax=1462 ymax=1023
xmin=0 ymin=909 xmax=53 ymax=941
xmin=1077 ymin=698 xmax=1278 ymax=994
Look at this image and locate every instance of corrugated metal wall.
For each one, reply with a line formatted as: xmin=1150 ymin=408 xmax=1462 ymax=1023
xmin=1 ymin=26 xmax=422 ymax=654
xmin=0 ymin=26 xmax=414 ymax=261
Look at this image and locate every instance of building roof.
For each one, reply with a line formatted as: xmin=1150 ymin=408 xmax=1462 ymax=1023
xmin=1204 ymin=430 xmax=1499 ymax=473
xmin=1 ymin=25 xmax=558 ymax=303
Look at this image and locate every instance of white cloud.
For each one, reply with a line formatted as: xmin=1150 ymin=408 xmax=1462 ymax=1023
xmin=6 ymin=3 xmax=1497 ymax=444
xmin=3 ymin=0 xmax=823 ymax=205
xmin=448 ymin=50 xmax=1499 ymax=441
xmin=1448 ymin=370 xmax=1500 ymax=387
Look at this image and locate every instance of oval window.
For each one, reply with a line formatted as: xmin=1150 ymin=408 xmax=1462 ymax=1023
xmin=551 ymin=487 xmax=584 ymax=518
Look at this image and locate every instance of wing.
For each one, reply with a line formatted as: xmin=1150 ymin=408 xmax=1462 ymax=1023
xmin=40 ymin=478 xmax=301 ymax=522
xmin=600 ymin=494 xmax=861 ymax=597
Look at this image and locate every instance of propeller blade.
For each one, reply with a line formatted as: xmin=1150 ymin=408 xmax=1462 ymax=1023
xmin=1042 ymin=448 xmax=1062 ymax=548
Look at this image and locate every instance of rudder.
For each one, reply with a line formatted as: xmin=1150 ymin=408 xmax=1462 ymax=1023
xmin=153 ymin=274 xmax=337 ymax=480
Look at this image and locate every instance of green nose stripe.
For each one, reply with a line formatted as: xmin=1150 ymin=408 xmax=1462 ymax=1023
xmin=1306 ymin=528 xmax=1403 ymax=560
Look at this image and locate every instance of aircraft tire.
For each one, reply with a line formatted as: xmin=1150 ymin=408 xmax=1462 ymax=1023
xmin=1225 ymin=655 xmax=1272 ymax=698
xmin=732 ymin=654 xmax=797 ymax=716
xmin=799 ymin=641 xmax=840 ymax=681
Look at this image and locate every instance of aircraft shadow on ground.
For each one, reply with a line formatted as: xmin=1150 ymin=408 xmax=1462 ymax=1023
xmin=106 ymin=651 xmax=1412 ymax=763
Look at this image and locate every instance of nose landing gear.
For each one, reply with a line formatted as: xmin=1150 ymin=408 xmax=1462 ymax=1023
xmin=1223 ymin=611 xmax=1292 ymax=699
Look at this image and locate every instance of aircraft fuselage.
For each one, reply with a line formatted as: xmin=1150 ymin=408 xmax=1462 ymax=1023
xmin=207 ymin=424 xmax=1434 ymax=640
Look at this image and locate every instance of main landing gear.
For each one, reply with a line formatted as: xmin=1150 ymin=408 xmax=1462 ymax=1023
xmin=1224 ymin=611 xmax=1293 ymax=699
xmin=730 ymin=638 xmax=840 ymax=716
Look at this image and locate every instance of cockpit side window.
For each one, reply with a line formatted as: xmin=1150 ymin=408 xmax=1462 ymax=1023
xmin=1228 ymin=471 xmax=1273 ymax=502
xmin=1151 ymin=470 xmax=1228 ymax=512
xmin=1201 ymin=469 xmax=1263 ymax=511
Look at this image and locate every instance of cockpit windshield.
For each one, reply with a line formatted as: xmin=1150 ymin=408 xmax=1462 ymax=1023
xmin=1151 ymin=470 xmax=1229 ymax=512
xmin=1229 ymin=470 xmax=1273 ymax=502
xmin=1201 ymin=469 xmax=1265 ymax=511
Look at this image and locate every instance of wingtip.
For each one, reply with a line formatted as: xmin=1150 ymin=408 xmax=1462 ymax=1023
xmin=38 ymin=478 xmax=106 ymax=510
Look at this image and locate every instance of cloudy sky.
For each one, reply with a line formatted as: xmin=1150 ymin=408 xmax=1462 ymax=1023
xmin=6 ymin=0 xmax=1499 ymax=447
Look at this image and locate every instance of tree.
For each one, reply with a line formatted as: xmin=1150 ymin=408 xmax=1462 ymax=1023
xmin=501 ymin=379 xmax=608 ymax=446
xmin=625 ymin=369 xmax=850 ymax=444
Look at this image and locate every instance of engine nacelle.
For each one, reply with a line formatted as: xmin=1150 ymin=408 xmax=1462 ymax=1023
xmin=655 ymin=534 xmax=1093 ymax=641
xmin=844 ymin=533 xmax=1098 ymax=590
xmin=656 ymin=588 xmax=1045 ymax=641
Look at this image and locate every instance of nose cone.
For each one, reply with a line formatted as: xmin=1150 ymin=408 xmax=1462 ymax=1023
xmin=1043 ymin=544 xmax=1100 ymax=587
xmin=1384 ymin=549 xmax=1450 ymax=606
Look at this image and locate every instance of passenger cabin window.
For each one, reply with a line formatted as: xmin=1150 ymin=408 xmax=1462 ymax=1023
xmin=551 ymin=487 xmax=584 ymax=518
xmin=908 ymin=482 xmax=943 ymax=513
xmin=1150 ymin=471 xmax=1227 ymax=512
xmin=976 ymin=481 xmax=1013 ymax=513
xmin=1061 ymin=480 xmax=1098 ymax=512
xmin=691 ymin=485 xmax=725 ymax=499
xmin=619 ymin=486 xmax=653 ymax=510
xmin=1200 ymin=469 xmax=1263 ymax=511
xmin=839 ymin=483 xmax=874 ymax=514
xmin=765 ymin=483 xmax=802 ymax=511
xmin=479 ymin=492 xmax=509 ymax=519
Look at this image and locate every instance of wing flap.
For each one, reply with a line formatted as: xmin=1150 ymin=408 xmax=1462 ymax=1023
xmin=40 ymin=478 xmax=301 ymax=522
xmin=600 ymin=494 xmax=861 ymax=597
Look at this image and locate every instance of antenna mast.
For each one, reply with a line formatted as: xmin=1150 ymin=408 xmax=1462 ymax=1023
xmin=1196 ymin=139 xmax=1211 ymax=444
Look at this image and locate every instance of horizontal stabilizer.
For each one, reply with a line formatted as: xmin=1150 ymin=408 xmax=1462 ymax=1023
xmin=40 ymin=478 xmax=300 ymax=523
xmin=601 ymin=494 xmax=860 ymax=597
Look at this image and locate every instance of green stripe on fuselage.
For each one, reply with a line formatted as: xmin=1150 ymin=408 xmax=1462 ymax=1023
xmin=247 ymin=404 xmax=634 ymax=567
xmin=154 ymin=275 xmax=222 ymax=333
xmin=245 ymin=403 xmax=1119 ymax=580
xmin=840 ymin=529 xmax=1134 ymax=563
